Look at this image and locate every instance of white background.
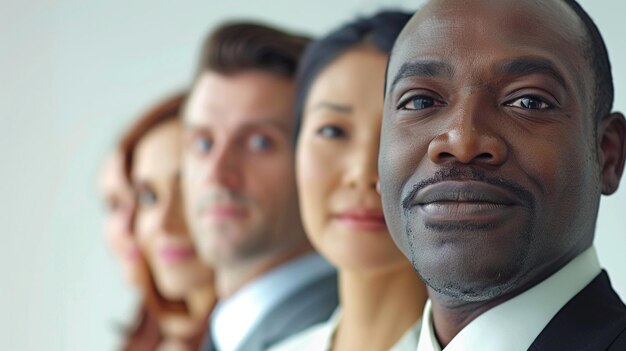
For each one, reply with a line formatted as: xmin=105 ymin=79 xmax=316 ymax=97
xmin=1 ymin=0 xmax=623 ymax=350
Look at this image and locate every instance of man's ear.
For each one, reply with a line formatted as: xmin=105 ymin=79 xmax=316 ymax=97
xmin=598 ymin=112 xmax=626 ymax=195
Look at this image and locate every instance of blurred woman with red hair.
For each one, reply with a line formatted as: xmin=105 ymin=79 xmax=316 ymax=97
xmin=100 ymin=92 xmax=215 ymax=350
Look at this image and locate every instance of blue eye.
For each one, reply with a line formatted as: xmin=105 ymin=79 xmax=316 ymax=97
xmin=195 ymin=137 xmax=213 ymax=153
xmin=316 ymin=125 xmax=346 ymax=139
xmin=400 ymin=96 xmax=437 ymax=111
xmin=248 ymin=134 xmax=272 ymax=151
xmin=137 ymin=190 xmax=157 ymax=207
xmin=507 ymin=96 xmax=552 ymax=110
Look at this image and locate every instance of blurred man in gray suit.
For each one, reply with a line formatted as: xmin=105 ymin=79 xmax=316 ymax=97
xmin=182 ymin=22 xmax=338 ymax=351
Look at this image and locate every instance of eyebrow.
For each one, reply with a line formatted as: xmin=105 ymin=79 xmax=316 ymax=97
xmin=497 ymin=57 xmax=567 ymax=87
xmin=389 ymin=60 xmax=454 ymax=92
xmin=308 ymin=102 xmax=353 ymax=115
xmin=131 ymin=179 xmax=150 ymax=191
xmin=184 ymin=119 xmax=291 ymax=135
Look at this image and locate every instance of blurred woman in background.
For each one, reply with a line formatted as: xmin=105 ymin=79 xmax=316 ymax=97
xmin=98 ymin=150 xmax=143 ymax=289
xmin=272 ymin=11 xmax=427 ymax=351
xmin=103 ymin=93 xmax=216 ymax=350
xmin=98 ymin=147 xmax=161 ymax=350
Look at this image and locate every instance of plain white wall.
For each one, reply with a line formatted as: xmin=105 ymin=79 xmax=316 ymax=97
xmin=0 ymin=1 xmax=623 ymax=350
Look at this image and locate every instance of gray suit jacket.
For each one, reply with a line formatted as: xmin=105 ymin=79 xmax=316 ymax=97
xmin=202 ymin=272 xmax=339 ymax=351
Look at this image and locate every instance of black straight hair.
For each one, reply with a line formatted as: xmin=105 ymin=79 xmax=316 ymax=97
xmin=293 ymin=10 xmax=413 ymax=140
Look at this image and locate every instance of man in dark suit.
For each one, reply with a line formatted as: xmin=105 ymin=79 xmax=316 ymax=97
xmin=379 ymin=0 xmax=626 ymax=350
xmin=182 ymin=23 xmax=338 ymax=351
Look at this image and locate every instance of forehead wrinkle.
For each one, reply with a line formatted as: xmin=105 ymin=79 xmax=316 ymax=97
xmin=241 ymin=119 xmax=292 ymax=135
xmin=183 ymin=118 xmax=292 ymax=141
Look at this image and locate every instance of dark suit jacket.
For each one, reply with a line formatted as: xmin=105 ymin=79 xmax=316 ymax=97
xmin=529 ymin=270 xmax=626 ymax=351
xmin=202 ymin=271 xmax=338 ymax=351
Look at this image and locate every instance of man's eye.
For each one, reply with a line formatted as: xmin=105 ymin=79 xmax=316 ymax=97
xmin=400 ymin=96 xmax=437 ymax=111
xmin=194 ymin=137 xmax=213 ymax=153
xmin=316 ymin=125 xmax=346 ymax=139
xmin=248 ymin=134 xmax=272 ymax=151
xmin=507 ymin=96 xmax=552 ymax=110
xmin=137 ymin=191 xmax=157 ymax=207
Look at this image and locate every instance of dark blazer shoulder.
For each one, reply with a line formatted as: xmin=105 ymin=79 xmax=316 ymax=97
xmin=607 ymin=328 xmax=626 ymax=351
xmin=529 ymin=270 xmax=626 ymax=351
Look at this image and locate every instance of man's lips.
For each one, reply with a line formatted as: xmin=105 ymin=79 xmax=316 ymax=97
xmin=333 ymin=209 xmax=387 ymax=231
xmin=408 ymin=181 xmax=524 ymax=222
xmin=414 ymin=181 xmax=521 ymax=206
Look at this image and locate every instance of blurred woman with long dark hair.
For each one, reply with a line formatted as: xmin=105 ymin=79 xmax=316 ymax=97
xmin=272 ymin=10 xmax=427 ymax=351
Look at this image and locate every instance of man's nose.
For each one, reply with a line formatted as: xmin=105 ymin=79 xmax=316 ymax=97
xmin=204 ymin=145 xmax=244 ymax=190
xmin=427 ymin=98 xmax=508 ymax=167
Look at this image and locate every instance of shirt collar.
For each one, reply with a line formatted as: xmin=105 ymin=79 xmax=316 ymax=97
xmin=417 ymin=246 xmax=601 ymax=351
xmin=211 ymin=252 xmax=335 ymax=351
xmin=329 ymin=308 xmax=421 ymax=351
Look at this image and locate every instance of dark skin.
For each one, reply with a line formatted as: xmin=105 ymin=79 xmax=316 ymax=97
xmin=379 ymin=0 xmax=626 ymax=347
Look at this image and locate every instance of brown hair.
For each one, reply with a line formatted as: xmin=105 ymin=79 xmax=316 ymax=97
xmin=118 ymin=91 xmax=189 ymax=314
xmin=119 ymin=92 xmax=186 ymax=180
xmin=196 ymin=22 xmax=311 ymax=79
xmin=116 ymin=92 xmax=195 ymax=350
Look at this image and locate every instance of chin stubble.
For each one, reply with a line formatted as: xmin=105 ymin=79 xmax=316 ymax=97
xmin=401 ymin=166 xmax=537 ymax=302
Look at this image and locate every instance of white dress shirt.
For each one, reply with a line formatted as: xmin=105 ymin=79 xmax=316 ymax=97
xmin=416 ymin=246 xmax=601 ymax=351
xmin=270 ymin=307 xmax=422 ymax=351
xmin=211 ymin=253 xmax=336 ymax=351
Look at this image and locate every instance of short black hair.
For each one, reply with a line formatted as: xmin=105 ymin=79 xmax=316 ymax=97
xmin=294 ymin=10 xmax=413 ymax=138
xmin=563 ymin=0 xmax=614 ymax=122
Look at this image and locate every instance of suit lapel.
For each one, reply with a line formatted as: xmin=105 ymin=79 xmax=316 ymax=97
xmin=529 ymin=271 xmax=626 ymax=351
xmin=236 ymin=273 xmax=338 ymax=351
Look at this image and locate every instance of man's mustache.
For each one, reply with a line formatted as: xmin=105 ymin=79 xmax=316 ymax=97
xmin=196 ymin=189 xmax=255 ymax=214
xmin=401 ymin=166 xmax=536 ymax=211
